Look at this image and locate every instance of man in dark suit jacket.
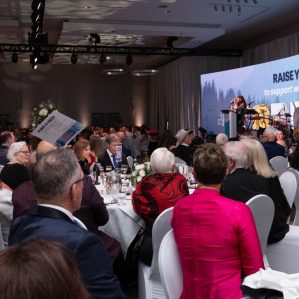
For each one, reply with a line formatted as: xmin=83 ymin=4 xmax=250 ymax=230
xmin=171 ymin=129 xmax=194 ymax=166
xmin=9 ymin=148 xmax=125 ymax=299
xmin=220 ymin=141 xmax=290 ymax=244
xmin=98 ymin=134 xmax=129 ymax=172
xmin=262 ymin=131 xmax=286 ymax=160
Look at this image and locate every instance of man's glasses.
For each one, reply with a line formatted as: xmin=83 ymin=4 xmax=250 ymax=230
xmin=73 ymin=176 xmax=88 ymax=186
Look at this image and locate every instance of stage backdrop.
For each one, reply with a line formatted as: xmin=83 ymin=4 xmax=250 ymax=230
xmin=201 ymin=53 xmax=299 ymax=134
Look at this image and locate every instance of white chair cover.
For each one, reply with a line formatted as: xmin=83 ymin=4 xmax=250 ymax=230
xmin=138 ymin=207 xmax=173 ymax=299
xmin=0 ymin=187 xmax=13 ymax=247
xmin=0 ymin=224 xmax=4 ymax=251
xmin=269 ymin=156 xmax=288 ymax=177
xmin=287 ymin=168 xmax=299 ymax=225
xmin=279 ymin=171 xmax=297 ymax=208
xmin=246 ymin=194 xmax=274 ymax=255
xmin=174 ymin=157 xmax=187 ymax=165
xmin=267 ymin=225 xmax=299 ymax=274
xmin=126 ymin=156 xmax=134 ymax=169
xmin=158 ymin=229 xmax=183 ymax=299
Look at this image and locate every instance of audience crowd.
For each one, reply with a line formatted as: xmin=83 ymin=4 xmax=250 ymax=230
xmin=0 ymin=122 xmax=297 ymax=299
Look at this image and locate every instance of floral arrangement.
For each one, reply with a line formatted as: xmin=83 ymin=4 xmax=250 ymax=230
xmin=131 ymin=162 xmax=151 ymax=184
xmin=32 ymin=100 xmax=57 ymax=128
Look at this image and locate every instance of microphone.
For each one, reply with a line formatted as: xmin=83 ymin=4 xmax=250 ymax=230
xmin=247 ymin=101 xmax=254 ymax=107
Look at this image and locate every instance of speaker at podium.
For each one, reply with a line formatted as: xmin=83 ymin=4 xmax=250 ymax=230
xmin=221 ymin=110 xmax=237 ymax=138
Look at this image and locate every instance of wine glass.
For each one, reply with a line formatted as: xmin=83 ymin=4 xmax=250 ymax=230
xmin=106 ymin=165 xmax=112 ymax=172
xmin=121 ymin=164 xmax=128 ymax=175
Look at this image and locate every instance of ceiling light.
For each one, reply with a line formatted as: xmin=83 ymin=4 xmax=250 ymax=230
xmin=11 ymin=52 xmax=18 ymax=63
xmin=237 ymin=5 xmax=241 ymax=13
xmin=90 ymin=33 xmax=101 ymax=44
xmin=102 ymin=68 xmax=124 ymax=75
xmin=71 ymin=53 xmax=77 ymax=64
xmin=222 ymin=4 xmax=225 ymax=12
xmin=166 ymin=36 xmax=178 ymax=48
xmin=126 ymin=54 xmax=133 ymax=65
xmin=99 ymin=54 xmax=106 ymax=64
xmin=214 ymin=4 xmax=218 ymax=11
xmin=132 ymin=69 xmax=159 ymax=77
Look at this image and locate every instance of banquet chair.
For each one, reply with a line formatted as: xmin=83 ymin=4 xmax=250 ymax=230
xmin=0 ymin=224 xmax=4 ymax=251
xmin=279 ymin=170 xmax=297 ymax=208
xmin=269 ymin=156 xmax=288 ymax=177
xmin=267 ymin=225 xmax=299 ymax=274
xmin=287 ymin=168 xmax=299 ymax=225
xmin=127 ymin=156 xmax=134 ymax=169
xmin=246 ymin=194 xmax=274 ymax=255
xmin=158 ymin=229 xmax=182 ymax=299
xmin=138 ymin=207 xmax=173 ymax=299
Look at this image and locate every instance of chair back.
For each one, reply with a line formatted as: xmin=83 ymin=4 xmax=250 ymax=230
xmin=0 ymin=224 xmax=4 ymax=251
xmin=158 ymin=230 xmax=183 ymax=299
xmin=269 ymin=156 xmax=288 ymax=177
xmin=288 ymin=168 xmax=299 ymax=225
xmin=246 ymin=194 xmax=274 ymax=255
xmin=174 ymin=157 xmax=187 ymax=165
xmin=150 ymin=207 xmax=173 ymax=277
xmin=279 ymin=170 xmax=297 ymax=208
xmin=126 ymin=156 xmax=134 ymax=169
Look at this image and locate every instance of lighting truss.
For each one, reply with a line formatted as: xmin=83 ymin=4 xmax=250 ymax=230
xmin=0 ymin=43 xmax=243 ymax=57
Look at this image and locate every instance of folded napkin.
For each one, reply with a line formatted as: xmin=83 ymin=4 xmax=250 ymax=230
xmin=243 ymin=268 xmax=299 ymax=299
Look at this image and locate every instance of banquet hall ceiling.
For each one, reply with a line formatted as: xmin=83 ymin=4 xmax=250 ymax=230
xmin=1 ymin=0 xmax=299 ymax=68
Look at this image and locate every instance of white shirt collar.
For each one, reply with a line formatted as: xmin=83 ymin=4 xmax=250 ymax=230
xmin=38 ymin=204 xmax=87 ymax=229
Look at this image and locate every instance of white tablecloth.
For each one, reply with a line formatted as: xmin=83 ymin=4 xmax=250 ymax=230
xmin=95 ymin=185 xmax=145 ymax=256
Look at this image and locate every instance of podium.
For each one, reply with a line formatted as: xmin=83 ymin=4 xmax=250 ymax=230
xmin=221 ymin=110 xmax=237 ymax=138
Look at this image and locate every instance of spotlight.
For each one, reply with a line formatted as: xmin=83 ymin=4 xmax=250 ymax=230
xmin=11 ymin=52 xmax=18 ymax=63
xmin=221 ymin=4 xmax=225 ymax=12
xmin=126 ymin=54 xmax=133 ymax=66
xmin=99 ymin=54 xmax=106 ymax=64
xmin=71 ymin=53 xmax=77 ymax=64
xmin=229 ymin=4 xmax=233 ymax=12
xmin=166 ymin=36 xmax=178 ymax=48
xmin=214 ymin=4 xmax=218 ymax=11
xmin=237 ymin=4 xmax=241 ymax=13
xmin=89 ymin=33 xmax=101 ymax=44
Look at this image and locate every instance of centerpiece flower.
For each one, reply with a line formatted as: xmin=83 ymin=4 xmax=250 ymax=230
xmin=32 ymin=100 xmax=57 ymax=128
xmin=130 ymin=161 xmax=151 ymax=185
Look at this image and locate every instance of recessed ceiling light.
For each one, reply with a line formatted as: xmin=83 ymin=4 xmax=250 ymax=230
xmin=132 ymin=69 xmax=159 ymax=77
xmin=164 ymin=9 xmax=171 ymax=13
xmin=84 ymin=6 xmax=91 ymax=9
xmin=102 ymin=68 xmax=125 ymax=75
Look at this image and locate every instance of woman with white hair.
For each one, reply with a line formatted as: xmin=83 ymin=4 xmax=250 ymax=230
xmin=0 ymin=142 xmax=31 ymax=190
xmin=132 ymin=147 xmax=189 ymax=265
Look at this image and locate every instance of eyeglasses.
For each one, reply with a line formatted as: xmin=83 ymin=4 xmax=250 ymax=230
xmin=73 ymin=176 xmax=88 ymax=186
xmin=17 ymin=150 xmax=30 ymax=155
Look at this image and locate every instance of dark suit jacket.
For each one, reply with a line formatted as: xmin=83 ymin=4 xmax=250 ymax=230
xmin=171 ymin=144 xmax=193 ymax=166
xmin=9 ymin=205 xmax=125 ymax=299
xmin=98 ymin=151 xmax=129 ymax=172
xmin=262 ymin=141 xmax=286 ymax=160
xmin=12 ymin=177 xmax=122 ymax=261
xmin=221 ymin=168 xmax=290 ymax=244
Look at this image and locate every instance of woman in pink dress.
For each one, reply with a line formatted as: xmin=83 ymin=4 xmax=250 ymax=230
xmin=172 ymin=143 xmax=264 ymax=299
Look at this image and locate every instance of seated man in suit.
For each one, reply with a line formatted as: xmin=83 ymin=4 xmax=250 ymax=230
xmin=220 ymin=141 xmax=270 ymax=203
xmin=9 ymin=148 xmax=125 ymax=299
xmin=98 ymin=134 xmax=129 ymax=172
xmin=261 ymin=130 xmax=286 ymax=160
xmin=171 ymin=129 xmax=194 ymax=166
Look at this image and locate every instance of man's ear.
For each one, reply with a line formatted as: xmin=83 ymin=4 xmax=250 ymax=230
xmin=69 ymin=183 xmax=77 ymax=202
xmin=192 ymin=168 xmax=198 ymax=181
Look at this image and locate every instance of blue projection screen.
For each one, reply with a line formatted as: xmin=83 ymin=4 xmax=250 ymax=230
xmin=200 ymin=54 xmax=299 ymax=134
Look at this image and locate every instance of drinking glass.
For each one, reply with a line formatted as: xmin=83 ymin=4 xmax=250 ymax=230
xmin=121 ymin=164 xmax=128 ymax=175
xmin=106 ymin=165 xmax=112 ymax=172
